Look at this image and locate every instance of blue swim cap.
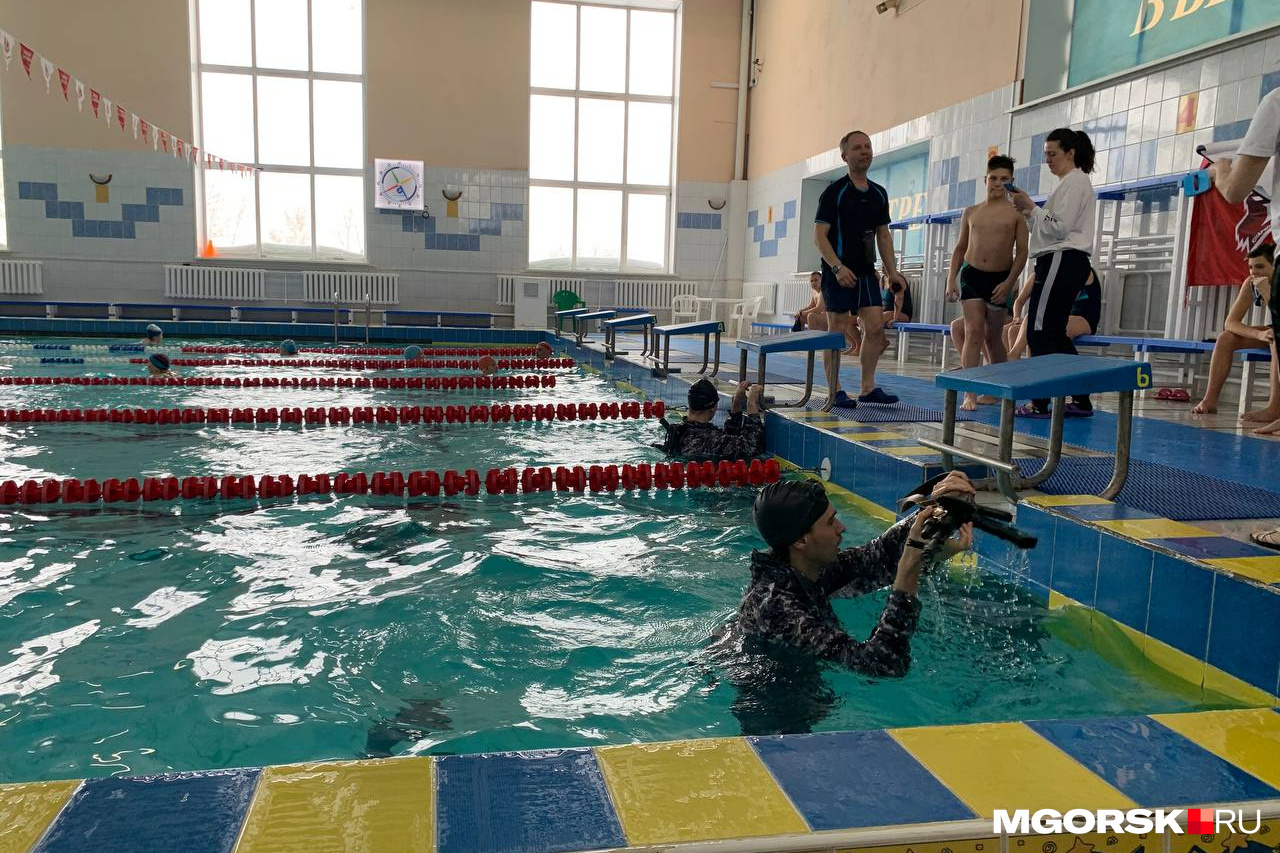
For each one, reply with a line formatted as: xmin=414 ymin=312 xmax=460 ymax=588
xmin=404 ymin=345 xmax=423 ymax=360
xmin=148 ymin=353 xmax=171 ymax=371
xmin=280 ymin=339 xmax=299 ymax=355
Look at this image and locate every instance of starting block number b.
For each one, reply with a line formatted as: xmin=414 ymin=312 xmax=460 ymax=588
xmin=1136 ymin=364 xmax=1152 ymax=389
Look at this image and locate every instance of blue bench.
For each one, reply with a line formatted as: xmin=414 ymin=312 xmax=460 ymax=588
xmin=117 ymin=302 xmax=236 ymax=322
xmin=921 ymin=353 xmax=1153 ymax=501
xmin=650 ymin=320 xmax=724 ymax=378
xmin=0 ymin=299 xmax=50 ymax=318
xmin=382 ymin=309 xmax=492 ymax=329
xmin=602 ymin=313 xmax=656 ymax=359
xmin=894 ymin=322 xmax=952 ymax=368
xmin=47 ymin=301 xmax=113 ymax=319
xmin=737 ymin=330 xmax=846 ymax=410
xmin=572 ymin=309 xmax=616 ymax=345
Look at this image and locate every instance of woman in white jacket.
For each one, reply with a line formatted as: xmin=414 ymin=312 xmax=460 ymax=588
xmin=1009 ymin=128 xmax=1098 ymax=417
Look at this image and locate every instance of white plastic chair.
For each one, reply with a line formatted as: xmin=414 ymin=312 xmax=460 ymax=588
xmin=671 ymin=294 xmax=699 ymax=324
xmin=729 ymin=296 xmax=764 ymax=340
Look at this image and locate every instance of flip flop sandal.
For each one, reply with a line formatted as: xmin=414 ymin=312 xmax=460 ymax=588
xmin=1167 ymin=389 xmax=1191 ymax=402
xmin=1249 ymin=528 xmax=1280 ymax=550
xmin=1014 ymin=404 xmax=1052 ymax=419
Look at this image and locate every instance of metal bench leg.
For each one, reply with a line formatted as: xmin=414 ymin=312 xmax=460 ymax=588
xmin=738 ymin=349 xmax=748 ymax=384
xmin=941 ymin=338 xmax=951 ymax=371
xmin=1101 ymin=391 xmax=1133 ymax=500
xmin=710 ymin=332 xmax=721 ymax=377
xmin=758 ymin=353 xmax=767 ymax=394
xmin=605 ymin=328 xmax=614 ymax=360
xmin=1018 ymin=397 xmax=1066 ymax=492
xmin=940 ymin=390 xmax=958 ymax=471
xmin=898 ymin=331 xmax=908 ymax=365
xmin=697 ymin=334 xmax=710 ymax=374
xmin=661 ymin=336 xmax=671 ymax=377
xmin=993 ymin=398 xmax=1020 ymax=502
xmin=792 ymin=352 xmax=816 ymax=408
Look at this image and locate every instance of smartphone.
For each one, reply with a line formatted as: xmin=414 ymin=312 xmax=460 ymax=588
xmin=1004 ymin=183 xmax=1021 ymax=194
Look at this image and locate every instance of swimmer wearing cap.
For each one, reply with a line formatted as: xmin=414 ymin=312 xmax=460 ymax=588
xmin=655 ymin=379 xmax=765 ymax=461
xmin=142 ymin=323 xmax=164 ymax=345
xmin=736 ymin=471 xmax=974 ymax=677
xmin=146 ymin=352 xmax=173 ymax=376
xmin=279 ymin=339 xmax=299 ymax=356
xmin=404 ymin=345 xmax=423 ymax=361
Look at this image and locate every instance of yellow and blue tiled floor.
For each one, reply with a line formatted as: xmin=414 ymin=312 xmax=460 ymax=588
xmin=3 ymin=709 xmax=1279 ymax=853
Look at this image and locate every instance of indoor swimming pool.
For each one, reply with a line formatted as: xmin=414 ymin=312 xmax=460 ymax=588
xmin=0 ymin=337 xmax=1251 ymax=784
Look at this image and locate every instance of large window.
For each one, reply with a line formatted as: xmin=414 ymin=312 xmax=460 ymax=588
xmin=528 ymin=1 xmax=678 ymax=273
xmin=192 ymin=0 xmax=365 ymax=261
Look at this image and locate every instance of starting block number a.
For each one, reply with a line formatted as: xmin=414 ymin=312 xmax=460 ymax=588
xmin=1136 ymin=365 xmax=1152 ymax=388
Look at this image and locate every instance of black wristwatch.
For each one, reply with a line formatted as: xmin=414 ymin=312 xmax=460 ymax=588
xmin=831 ymin=263 xmax=843 ymax=275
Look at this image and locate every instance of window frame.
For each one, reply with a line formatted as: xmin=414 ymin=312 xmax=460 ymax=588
xmin=190 ymin=0 xmax=368 ymax=263
xmin=528 ymin=0 xmax=680 ymax=274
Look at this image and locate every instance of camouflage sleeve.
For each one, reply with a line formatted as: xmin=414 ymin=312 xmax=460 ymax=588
xmin=823 ymin=515 xmax=913 ymax=597
xmin=700 ymin=414 xmax=765 ymax=461
xmin=764 ymin=589 xmax=921 ymax=677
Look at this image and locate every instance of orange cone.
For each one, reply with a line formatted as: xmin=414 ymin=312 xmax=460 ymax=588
xmin=200 ymin=239 xmax=217 ymax=258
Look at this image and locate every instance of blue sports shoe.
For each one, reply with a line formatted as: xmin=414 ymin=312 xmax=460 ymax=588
xmin=832 ymin=390 xmax=857 ymax=409
xmin=858 ymin=387 xmax=899 ymax=405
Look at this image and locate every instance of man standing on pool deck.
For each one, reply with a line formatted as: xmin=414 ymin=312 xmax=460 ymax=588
xmin=738 ymin=471 xmax=974 ymax=677
xmin=814 ymin=130 xmax=907 ymax=408
xmin=946 ymin=155 xmax=1028 ymax=411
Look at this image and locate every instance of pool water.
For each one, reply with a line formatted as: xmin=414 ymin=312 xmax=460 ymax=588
xmin=0 ymin=337 xmax=1246 ymax=783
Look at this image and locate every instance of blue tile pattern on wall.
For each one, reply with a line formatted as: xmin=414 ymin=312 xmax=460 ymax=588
xmin=1263 ymin=70 xmax=1280 ymax=98
xmin=760 ymin=239 xmax=778 ymax=257
xmin=783 ymin=199 xmax=797 ymax=220
xmin=753 ymin=224 xmax=765 ymax=243
xmin=774 ymin=219 xmax=788 ymax=239
xmin=19 ymin=181 xmax=183 ymax=239
xmin=677 ymin=212 xmax=722 ymax=229
xmin=747 ymin=209 xmax=759 ymax=228
xmin=1213 ymin=120 xmax=1252 ymax=142
xmin=751 ymin=198 xmax=799 ymax=258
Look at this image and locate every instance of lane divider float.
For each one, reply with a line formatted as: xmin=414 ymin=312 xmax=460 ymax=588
xmin=0 ymin=400 xmax=665 ymax=426
xmin=0 ymin=374 xmax=557 ymax=390
xmin=0 ymin=457 xmax=779 ymax=504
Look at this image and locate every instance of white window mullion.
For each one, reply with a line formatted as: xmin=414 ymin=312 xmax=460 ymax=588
xmin=619 ymin=10 xmax=631 ymax=271
xmin=249 ymin=0 xmax=263 ymax=255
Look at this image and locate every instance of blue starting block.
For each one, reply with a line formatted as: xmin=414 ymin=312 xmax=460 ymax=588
xmin=554 ymin=307 xmax=589 ymax=339
xmin=650 ymin=320 xmax=724 ymax=378
xmin=602 ymin=313 xmax=656 ymax=359
xmin=737 ymin=330 xmax=846 ymax=410
xmin=920 ymin=354 xmax=1153 ymax=501
xmin=572 ymin=309 xmax=616 ymax=345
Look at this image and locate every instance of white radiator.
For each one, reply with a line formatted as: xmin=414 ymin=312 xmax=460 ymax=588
xmin=0 ymin=260 xmax=43 ymax=294
xmin=497 ymin=275 xmax=587 ymax=307
xmin=615 ymin=279 xmax=698 ymax=311
xmin=302 ymin=271 xmax=399 ymax=304
xmin=164 ymin=265 xmax=265 ymax=300
xmin=775 ymin=278 xmax=813 ymax=318
xmin=742 ymin=281 xmax=776 ymax=314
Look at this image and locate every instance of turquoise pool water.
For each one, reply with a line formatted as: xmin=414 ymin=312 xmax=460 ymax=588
xmin=0 ymin=337 xmax=1245 ymax=783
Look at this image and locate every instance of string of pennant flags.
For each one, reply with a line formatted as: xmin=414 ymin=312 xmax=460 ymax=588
xmin=0 ymin=27 xmax=255 ymax=176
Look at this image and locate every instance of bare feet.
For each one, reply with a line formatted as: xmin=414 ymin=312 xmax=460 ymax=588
xmin=976 ymin=395 xmax=998 ymax=405
xmin=1241 ymin=407 xmax=1280 ymax=422
xmin=1253 ymin=417 xmax=1280 ymax=435
xmin=842 ymin=346 xmax=860 ymax=356
xmin=961 ymin=393 xmax=978 ymax=412
xmin=1192 ymin=400 xmax=1216 ymax=415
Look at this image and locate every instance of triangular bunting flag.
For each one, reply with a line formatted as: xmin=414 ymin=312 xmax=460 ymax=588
xmin=19 ymin=43 xmax=33 ymax=77
xmin=58 ymin=68 xmax=70 ymax=99
xmin=39 ymin=56 xmax=54 ymax=92
xmin=74 ymin=79 xmax=85 ymax=111
xmin=0 ymin=30 xmax=14 ymax=69
xmin=90 ymin=89 xmax=101 ymax=118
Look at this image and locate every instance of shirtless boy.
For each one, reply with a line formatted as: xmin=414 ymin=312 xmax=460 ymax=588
xmin=945 ymin=155 xmax=1029 ymax=410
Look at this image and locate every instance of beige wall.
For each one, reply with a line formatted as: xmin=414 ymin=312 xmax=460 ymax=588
xmin=0 ymin=0 xmax=741 ymax=180
xmin=746 ymin=0 xmax=1024 ymax=178
xmin=678 ymin=0 xmax=742 ymax=182
xmin=0 ymin=0 xmax=193 ymax=149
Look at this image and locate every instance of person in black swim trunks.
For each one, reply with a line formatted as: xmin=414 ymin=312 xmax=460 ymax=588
xmin=1006 ymin=266 xmax=1100 ymax=360
xmin=945 ymin=155 xmax=1029 ymax=410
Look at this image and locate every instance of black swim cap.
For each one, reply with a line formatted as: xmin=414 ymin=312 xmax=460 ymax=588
xmin=688 ymin=378 xmax=719 ymax=410
xmin=754 ymin=479 xmax=830 ymax=551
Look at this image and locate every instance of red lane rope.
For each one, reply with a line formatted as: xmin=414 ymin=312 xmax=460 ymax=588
xmin=0 ymin=458 xmax=779 ymax=504
xmin=179 ymin=346 xmax=545 ymax=356
xmin=0 ymin=374 xmax=556 ymax=390
xmin=125 ymin=357 xmax=575 ymax=370
xmin=0 ymin=400 xmax=665 ymax=425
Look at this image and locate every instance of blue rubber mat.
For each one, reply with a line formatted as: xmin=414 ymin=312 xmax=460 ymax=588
xmin=832 ymin=403 xmax=976 ymax=423
xmin=1015 ymin=456 xmax=1280 ymax=520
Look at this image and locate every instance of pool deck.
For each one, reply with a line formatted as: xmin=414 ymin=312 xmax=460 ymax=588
xmin=2 ymin=323 xmax=1279 ymax=853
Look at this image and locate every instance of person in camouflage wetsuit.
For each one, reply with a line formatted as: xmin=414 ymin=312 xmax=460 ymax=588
xmin=738 ymin=471 xmax=975 ymax=678
xmin=656 ymin=378 xmax=765 ymax=461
